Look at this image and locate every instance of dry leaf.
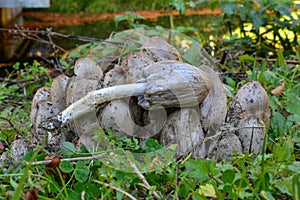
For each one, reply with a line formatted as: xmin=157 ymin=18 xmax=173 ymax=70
xmin=0 ymin=142 xmax=5 ymax=154
xmin=45 ymin=156 xmax=61 ymax=174
xmin=24 ymin=188 xmax=38 ymax=200
xmin=271 ymin=81 xmax=284 ymax=96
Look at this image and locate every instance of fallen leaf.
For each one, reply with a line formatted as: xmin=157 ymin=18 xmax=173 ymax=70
xmin=24 ymin=188 xmax=38 ymax=200
xmin=45 ymin=156 xmax=61 ymax=174
xmin=0 ymin=142 xmax=5 ymax=154
xmin=271 ymin=81 xmax=284 ymax=96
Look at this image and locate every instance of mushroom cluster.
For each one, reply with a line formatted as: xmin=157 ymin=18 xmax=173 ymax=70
xmin=30 ymin=35 xmax=270 ymax=160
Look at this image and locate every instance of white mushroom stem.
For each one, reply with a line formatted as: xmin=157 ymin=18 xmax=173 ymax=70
xmin=42 ymin=83 xmax=147 ymax=130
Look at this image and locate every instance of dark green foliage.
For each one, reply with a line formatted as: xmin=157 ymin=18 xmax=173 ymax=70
xmin=210 ymin=0 xmax=299 ymax=57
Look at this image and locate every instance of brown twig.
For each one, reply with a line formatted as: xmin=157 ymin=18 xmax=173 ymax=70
xmin=255 ymin=57 xmax=299 ymax=64
xmin=0 ymin=27 xmax=124 ymax=46
xmin=30 ymin=153 xmax=106 ymax=166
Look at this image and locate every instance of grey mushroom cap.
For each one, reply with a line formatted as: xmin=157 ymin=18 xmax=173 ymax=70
xmin=160 ymin=108 xmax=204 ymax=158
xmin=238 ymin=116 xmax=266 ymax=154
xmin=124 ymin=52 xmax=154 ymax=82
xmin=209 ymin=133 xmax=243 ymax=161
xmin=74 ymin=57 xmax=103 ymax=80
xmin=229 ymin=81 xmax=270 ymax=125
xmin=99 ymin=100 xmax=136 ymax=137
xmin=143 ymin=60 xmax=212 ymax=108
xmin=30 ymin=87 xmax=51 ymax=134
xmin=141 ymin=36 xmax=182 ymax=62
xmin=51 ymin=74 xmax=69 ymax=111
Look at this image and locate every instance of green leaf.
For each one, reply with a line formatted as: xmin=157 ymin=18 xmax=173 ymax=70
xmin=221 ymin=2 xmax=235 ymax=15
xmin=285 ymin=94 xmax=300 ymax=116
xmin=75 ymin=161 xmax=89 ymax=182
xmin=75 ymin=168 xmax=89 ymax=183
xmin=221 ymin=169 xmax=235 ymax=184
xmin=59 ymin=160 xmax=74 ymax=173
xmin=179 ymin=183 xmax=190 ymax=199
xmin=238 ymin=55 xmax=256 ymax=62
xmin=61 ymin=142 xmax=77 ymax=156
xmin=260 ymin=190 xmax=275 ymax=200
xmin=73 ymin=182 xmax=86 ymax=192
xmin=288 ymin=162 xmax=300 ymax=174
xmin=185 ymin=159 xmax=210 ymax=182
xmin=87 ymin=183 xmax=101 ymax=198
xmin=198 ymin=184 xmax=217 ymax=198
xmin=292 ymin=174 xmax=300 ymax=200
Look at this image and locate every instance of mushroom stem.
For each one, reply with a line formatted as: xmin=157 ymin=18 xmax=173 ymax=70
xmin=41 ymin=83 xmax=147 ymax=130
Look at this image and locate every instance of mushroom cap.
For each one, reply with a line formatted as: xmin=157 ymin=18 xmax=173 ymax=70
xmin=208 ymin=133 xmax=242 ymax=161
xmin=32 ymin=100 xmax=65 ymax=153
xmin=65 ymin=76 xmax=98 ymax=137
xmin=124 ymin=52 xmax=154 ymax=82
xmin=102 ymin=66 xmax=132 ymax=87
xmin=99 ymin=100 xmax=136 ymax=137
xmin=65 ymin=76 xmax=98 ymax=106
xmin=160 ymin=108 xmax=204 ymax=157
xmin=199 ymin=65 xmax=227 ymax=131
xmin=229 ymin=81 xmax=270 ymax=125
xmin=74 ymin=57 xmax=103 ymax=80
xmin=30 ymin=87 xmax=51 ymax=132
xmin=141 ymin=36 xmax=182 ymax=62
xmin=238 ymin=116 xmax=266 ymax=154
xmin=51 ymin=74 xmax=69 ymax=111
xmin=143 ymin=61 xmax=212 ymax=108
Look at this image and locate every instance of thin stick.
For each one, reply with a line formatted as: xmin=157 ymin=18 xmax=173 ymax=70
xmin=94 ymin=180 xmax=137 ymax=200
xmin=30 ymin=153 xmax=106 ymax=166
xmin=0 ymin=27 xmax=124 ymax=46
xmin=127 ymin=158 xmax=161 ymax=199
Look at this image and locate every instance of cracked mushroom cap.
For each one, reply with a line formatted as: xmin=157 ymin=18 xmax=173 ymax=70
xmin=238 ymin=115 xmax=266 ymax=154
xmin=142 ymin=61 xmax=212 ymax=108
xmin=32 ymin=100 xmax=65 ymax=152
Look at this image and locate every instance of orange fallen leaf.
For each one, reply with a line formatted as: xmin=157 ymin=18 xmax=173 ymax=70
xmin=271 ymin=81 xmax=284 ymax=96
xmin=0 ymin=142 xmax=5 ymax=154
xmin=24 ymin=188 xmax=38 ymax=200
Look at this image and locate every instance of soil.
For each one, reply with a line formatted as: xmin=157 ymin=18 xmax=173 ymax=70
xmin=22 ymin=8 xmax=221 ymax=29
